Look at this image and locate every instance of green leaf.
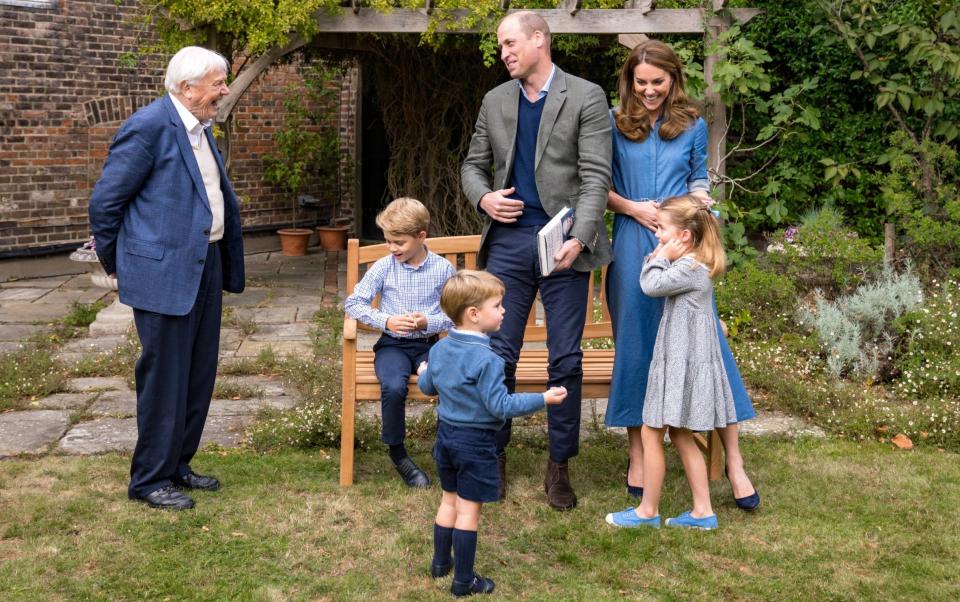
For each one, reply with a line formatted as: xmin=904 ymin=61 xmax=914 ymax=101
xmin=824 ymin=165 xmax=838 ymax=180
xmin=897 ymin=31 xmax=911 ymax=50
xmin=897 ymin=93 xmax=911 ymax=111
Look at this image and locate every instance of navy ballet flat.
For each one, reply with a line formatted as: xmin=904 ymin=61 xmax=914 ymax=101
xmin=726 ymin=467 xmax=760 ymax=511
xmin=625 ymin=457 xmax=643 ymax=498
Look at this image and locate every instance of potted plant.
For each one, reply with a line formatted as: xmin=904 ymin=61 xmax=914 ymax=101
xmin=263 ymin=60 xmax=346 ymax=256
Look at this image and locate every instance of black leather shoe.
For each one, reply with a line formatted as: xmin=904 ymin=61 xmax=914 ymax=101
xmin=172 ymin=471 xmax=220 ymax=491
xmin=134 ymin=486 xmax=195 ymax=510
xmin=430 ymin=561 xmax=452 ymax=578
xmin=393 ymin=456 xmax=431 ymax=489
xmin=451 ymin=574 xmax=495 ymax=597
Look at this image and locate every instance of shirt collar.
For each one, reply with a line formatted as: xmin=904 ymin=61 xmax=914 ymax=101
xmin=517 ymin=65 xmax=556 ymax=101
xmin=451 ymin=328 xmax=489 ymax=339
xmin=169 ymin=93 xmax=211 ymax=135
xmin=395 ymin=246 xmax=431 ymax=271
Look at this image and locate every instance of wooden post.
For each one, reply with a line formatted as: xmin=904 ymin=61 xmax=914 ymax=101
xmin=704 ymin=0 xmax=728 ymax=201
xmin=884 ymin=222 xmax=895 ymax=265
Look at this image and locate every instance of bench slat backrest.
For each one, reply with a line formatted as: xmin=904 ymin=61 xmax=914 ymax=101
xmin=345 ymin=236 xmax=611 ymax=340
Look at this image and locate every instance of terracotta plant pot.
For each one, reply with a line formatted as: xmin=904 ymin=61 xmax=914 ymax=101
xmin=277 ymin=228 xmax=313 ymax=256
xmin=317 ymin=225 xmax=349 ymax=251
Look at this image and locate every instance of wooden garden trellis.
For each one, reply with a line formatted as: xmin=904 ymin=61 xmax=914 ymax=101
xmin=217 ymin=1 xmax=759 ymax=199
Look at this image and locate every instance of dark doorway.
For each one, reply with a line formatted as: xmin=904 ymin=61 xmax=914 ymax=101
xmin=360 ymin=61 xmax=391 ymax=240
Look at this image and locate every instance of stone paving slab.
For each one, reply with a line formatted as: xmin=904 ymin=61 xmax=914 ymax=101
xmin=63 ymin=376 xmax=130 ymax=392
xmin=739 ymin=410 xmax=826 ymax=438
xmin=0 ymin=342 xmax=28 ymax=353
xmin=0 ymin=410 xmax=72 ymax=457
xmin=0 ymin=324 xmax=50 ymax=341
xmin=33 ymin=392 xmax=96 ymax=410
xmin=0 ymin=302 xmax=72 ymax=323
xmin=0 ymin=288 xmax=50 ymax=302
xmin=223 ymin=288 xmax=270 ymax=307
xmin=33 ymin=289 xmax=109 ymax=305
xmin=60 ymin=274 xmax=102 ymax=290
xmin=199 ymin=414 xmax=254 ymax=448
xmin=88 ymin=390 xmax=137 ymax=417
xmin=58 ymin=417 xmax=138 ymax=455
xmin=1 ymin=275 xmax=74 ymax=289
xmin=234 ymin=307 xmax=299 ymax=324
xmin=247 ymin=323 xmax=313 ymax=341
xmin=58 ymin=336 xmax=126 ymax=354
xmin=296 ymin=306 xmax=321 ymax=322
xmin=235 ymin=340 xmax=314 ymax=357
xmin=219 ymin=328 xmax=243 ymax=353
xmin=216 ymin=375 xmax=288 ymax=398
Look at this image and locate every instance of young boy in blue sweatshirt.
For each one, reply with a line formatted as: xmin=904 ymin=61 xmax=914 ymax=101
xmin=343 ymin=197 xmax=456 ymax=488
xmin=417 ymin=270 xmax=567 ymax=597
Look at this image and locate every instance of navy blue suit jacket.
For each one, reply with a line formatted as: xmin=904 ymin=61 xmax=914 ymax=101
xmin=88 ymin=95 xmax=245 ymax=315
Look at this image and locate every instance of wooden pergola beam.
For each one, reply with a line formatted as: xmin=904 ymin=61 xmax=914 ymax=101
xmin=313 ymin=8 xmax=761 ymax=34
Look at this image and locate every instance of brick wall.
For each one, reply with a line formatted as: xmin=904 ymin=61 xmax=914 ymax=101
xmin=0 ymin=0 xmax=358 ymax=255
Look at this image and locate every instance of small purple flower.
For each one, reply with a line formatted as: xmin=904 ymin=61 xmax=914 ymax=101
xmin=784 ymin=226 xmax=798 ymax=244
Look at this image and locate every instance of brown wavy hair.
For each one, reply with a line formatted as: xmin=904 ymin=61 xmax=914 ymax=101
xmin=658 ymin=195 xmax=726 ymax=279
xmin=614 ymin=40 xmax=698 ymax=143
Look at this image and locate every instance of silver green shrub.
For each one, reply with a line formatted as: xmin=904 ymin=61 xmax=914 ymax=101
xmin=798 ymin=269 xmax=923 ymax=379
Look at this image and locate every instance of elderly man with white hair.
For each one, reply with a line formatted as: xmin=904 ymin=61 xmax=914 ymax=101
xmin=89 ymin=46 xmax=245 ymax=510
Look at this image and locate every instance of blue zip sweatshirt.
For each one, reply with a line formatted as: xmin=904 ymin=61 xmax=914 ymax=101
xmin=418 ymin=329 xmax=545 ymax=430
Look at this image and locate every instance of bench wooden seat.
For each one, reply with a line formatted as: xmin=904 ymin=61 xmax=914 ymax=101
xmin=339 ymin=235 xmax=721 ymax=486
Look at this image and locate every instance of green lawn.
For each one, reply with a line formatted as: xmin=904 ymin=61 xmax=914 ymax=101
xmin=1 ymin=437 xmax=957 ymax=601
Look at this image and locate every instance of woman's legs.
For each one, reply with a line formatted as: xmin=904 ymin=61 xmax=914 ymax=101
xmin=627 ymin=426 xmax=644 ymax=488
xmin=636 ymin=425 xmax=666 ymax=518
xmin=717 ymin=424 xmax=756 ymax=498
xmin=670 ymin=427 xmax=713 ymax=518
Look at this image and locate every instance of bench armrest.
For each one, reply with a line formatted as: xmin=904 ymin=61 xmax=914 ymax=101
xmin=343 ymin=316 xmax=357 ymax=341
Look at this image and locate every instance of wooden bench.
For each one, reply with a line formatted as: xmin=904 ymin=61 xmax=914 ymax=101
xmin=339 ymin=235 xmax=722 ymax=486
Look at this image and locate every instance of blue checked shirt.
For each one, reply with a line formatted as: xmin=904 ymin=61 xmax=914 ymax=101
xmin=343 ymin=248 xmax=456 ymax=337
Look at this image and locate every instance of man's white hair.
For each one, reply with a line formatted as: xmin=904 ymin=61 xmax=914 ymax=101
xmin=164 ymin=46 xmax=229 ymax=94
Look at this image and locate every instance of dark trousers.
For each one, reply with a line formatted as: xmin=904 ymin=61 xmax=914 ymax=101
xmin=373 ymin=334 xmax=434 ymax=446
xmin=484 ymin=223 xmax=589 ymax=462
xmin=128 ymin=242 xmax=223 ymax=498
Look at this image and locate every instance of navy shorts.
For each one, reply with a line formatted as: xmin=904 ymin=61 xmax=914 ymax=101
xmin=433 ymin=421 xmax=500 ymax=503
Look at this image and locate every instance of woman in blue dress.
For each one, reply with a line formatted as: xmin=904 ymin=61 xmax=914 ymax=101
xmin=604 ymin=39 xmax=759 ymax=510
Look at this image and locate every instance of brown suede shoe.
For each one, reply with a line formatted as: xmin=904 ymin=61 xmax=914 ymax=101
xmin=497 ymin=454 xmax=507 ymax=501
xmin=544 ymin=458 xmax=577 ymax=510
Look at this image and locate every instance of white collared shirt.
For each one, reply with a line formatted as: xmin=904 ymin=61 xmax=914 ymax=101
xmin=169 ymin=93 xmax=212 ymax=149
xmin=517 ymin=65 xmax=557 ymax=102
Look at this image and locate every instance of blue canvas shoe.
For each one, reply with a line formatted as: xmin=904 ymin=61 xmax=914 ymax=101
xmin=605 ymin=507 xmax=660 ymax=528
xmin=665 ymin=511 xmax=718 ymax=530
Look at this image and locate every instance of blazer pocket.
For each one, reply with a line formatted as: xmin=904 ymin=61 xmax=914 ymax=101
xmin=125 ymin=238 xmax=164 ymax=260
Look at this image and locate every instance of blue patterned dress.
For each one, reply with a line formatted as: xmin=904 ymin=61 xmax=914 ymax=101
xmin=604 ymin=111 xmax=755 ymax=427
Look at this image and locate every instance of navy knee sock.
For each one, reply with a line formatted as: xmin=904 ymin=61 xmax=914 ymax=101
xmin=452 ymin=528 xmax=478 ymax=583
xmin=388 ymin=444 xmax=408 ymax=464
xmin=433 ymin=523 xmax=453 ymax=567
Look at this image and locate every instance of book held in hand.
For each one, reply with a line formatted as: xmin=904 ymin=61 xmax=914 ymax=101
xmin=537 ymin=206 xmax=575 ymax=277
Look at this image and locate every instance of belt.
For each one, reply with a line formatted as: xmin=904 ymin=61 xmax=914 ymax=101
xmin=385 ymin=333 xmax=439 ymax=344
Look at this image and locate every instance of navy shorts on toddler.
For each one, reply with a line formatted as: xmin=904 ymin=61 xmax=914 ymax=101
xmin=433 ymin=421 xmax=500 ymax=503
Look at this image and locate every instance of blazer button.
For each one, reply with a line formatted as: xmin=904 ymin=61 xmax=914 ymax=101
xmin=203 ymin=229 xmax=210 ymax=235
xmin=198 ymin=259 xmax=205 ymax=265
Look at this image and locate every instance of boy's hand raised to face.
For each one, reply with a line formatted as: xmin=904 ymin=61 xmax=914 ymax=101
xmin=543 ymin=386 xmax=567 ymax=405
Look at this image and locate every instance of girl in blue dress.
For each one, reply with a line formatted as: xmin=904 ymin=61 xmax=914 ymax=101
xmin=604 ymin=39 xmax=759 ymax=510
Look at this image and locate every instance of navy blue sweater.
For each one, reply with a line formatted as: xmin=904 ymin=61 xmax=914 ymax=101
xmin=418 ymin=329 xmax=545 ymax=430
xmin=508 ymin=94 xmax=551 ymax=227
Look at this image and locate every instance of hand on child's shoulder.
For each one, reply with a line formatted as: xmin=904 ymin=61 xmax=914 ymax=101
xmin=543 ymin=386 xmax=567 ymax=405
